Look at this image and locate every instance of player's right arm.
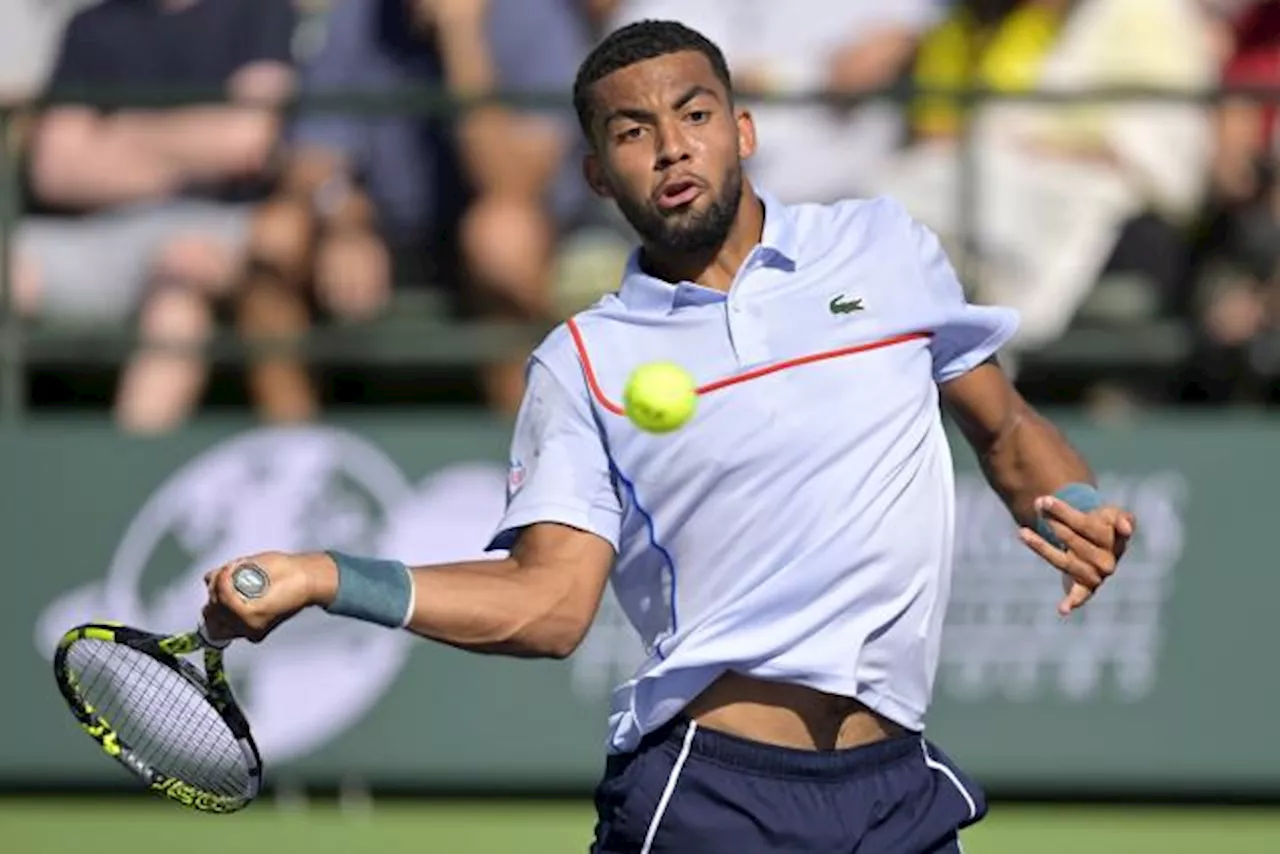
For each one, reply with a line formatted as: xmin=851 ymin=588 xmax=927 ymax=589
xmin=318 ymin=522 xmax=613 ymax=659
xmin=203 ymin=354 xmax=623 ymax=659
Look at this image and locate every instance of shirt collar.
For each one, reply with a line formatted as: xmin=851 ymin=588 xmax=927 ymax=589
xmin=618 ymin=187 xmax=800 ymax=314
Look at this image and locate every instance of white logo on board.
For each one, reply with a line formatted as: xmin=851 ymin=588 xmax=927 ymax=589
xmin=939 ymin=471 xmax=1188 ymax=702
xmin=566 ymin=472 xmax=1191 ymax=707
xmin=34 ymin=426 xmax=509 ymax=763
xmin=32 ymin=427 xmax=1172 ymax=758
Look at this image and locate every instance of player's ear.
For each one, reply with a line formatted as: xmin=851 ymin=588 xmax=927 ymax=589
xmin=735 ymin=108 xmax=757 ymax=161
xmin=583 ymin=153 xmax=613 ymax=199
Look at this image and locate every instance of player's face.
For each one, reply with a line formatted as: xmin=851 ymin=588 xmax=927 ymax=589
xmin=584 ymin=51 xmax=757 ymax=254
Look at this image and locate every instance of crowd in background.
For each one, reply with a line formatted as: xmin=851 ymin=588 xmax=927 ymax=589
xmin=3 ymin=0 xmax=1280 ymax=433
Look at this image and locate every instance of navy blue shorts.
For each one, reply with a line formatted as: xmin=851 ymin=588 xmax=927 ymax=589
xmin=590 ymin=719 xmax=987 ymax=853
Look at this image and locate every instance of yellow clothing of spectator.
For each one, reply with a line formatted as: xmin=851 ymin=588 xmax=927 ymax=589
xmin=911 ymin=2 xmax=1063 ymax=139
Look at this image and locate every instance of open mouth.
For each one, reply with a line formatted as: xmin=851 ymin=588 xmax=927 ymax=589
xmin=656 ymin=179 xmax=702 ymax=210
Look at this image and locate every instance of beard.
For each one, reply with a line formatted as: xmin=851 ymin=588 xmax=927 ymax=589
xmin=613 ymin=164 xmax=744 ymax=255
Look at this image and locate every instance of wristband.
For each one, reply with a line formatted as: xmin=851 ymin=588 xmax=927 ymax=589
xmin=1034 ymin=482 xmax=1101 ymax=550
xmin=323 ymin=551 xmax=414 ymax=628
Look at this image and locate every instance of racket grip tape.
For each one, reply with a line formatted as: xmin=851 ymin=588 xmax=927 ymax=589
xmin=193 ymin=565 xmax=271 ymax=649
xmin=323 ymin=551 xmax=414 ymax=628
xmin=197 ymin=622 xmax=232 ymax=649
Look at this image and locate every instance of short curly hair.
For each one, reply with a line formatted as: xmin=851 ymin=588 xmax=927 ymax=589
xmin=573 ymin=20 xmax=734 ymax=142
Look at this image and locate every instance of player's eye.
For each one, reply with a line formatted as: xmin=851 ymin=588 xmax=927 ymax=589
xmin=615 ymin=126 xmax=645 ymax=143
xmin=687 ymin=110 xmax=711 ymax=124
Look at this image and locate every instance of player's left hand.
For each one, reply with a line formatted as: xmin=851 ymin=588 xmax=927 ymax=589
xmin=1017 ymin=495 xmax=1136 ymax=617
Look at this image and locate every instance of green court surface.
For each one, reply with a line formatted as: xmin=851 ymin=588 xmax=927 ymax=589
xmin=2 ymin=799 xmax=1278 ymax=853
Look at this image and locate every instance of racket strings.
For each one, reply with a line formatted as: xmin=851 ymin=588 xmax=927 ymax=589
xmin=67 ymin=639 xmax=252 ymax=799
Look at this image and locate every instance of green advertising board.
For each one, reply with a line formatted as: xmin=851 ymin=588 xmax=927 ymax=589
xmin=0 ymin=413 xmax=1274 ymax=796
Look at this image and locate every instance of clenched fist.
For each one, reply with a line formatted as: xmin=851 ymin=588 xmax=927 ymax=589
xmin=201 ymin=551 xmax=338 ymax=643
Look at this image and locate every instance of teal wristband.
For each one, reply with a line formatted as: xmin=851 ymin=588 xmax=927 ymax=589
xmin=1034 ymin=482 xmax=1101 ymax=550
xmin=323 ymin=551 xmax=413 ymax=628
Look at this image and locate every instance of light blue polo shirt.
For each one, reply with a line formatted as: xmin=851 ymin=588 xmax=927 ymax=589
xmin=488 ymin=190 xmax=1020 ymax=754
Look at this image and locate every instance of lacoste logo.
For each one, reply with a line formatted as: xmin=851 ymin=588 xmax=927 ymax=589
xmin=829 ymin=295 xmax=864 ymax=315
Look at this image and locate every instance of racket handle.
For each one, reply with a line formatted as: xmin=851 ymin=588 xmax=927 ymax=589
xmin=195 ymin=563 xmax=269 ymax=649
xmin=230 ymin=563 xmax=270 ymax=600
xmin=197 ymin=621 xmax=232 ymax=650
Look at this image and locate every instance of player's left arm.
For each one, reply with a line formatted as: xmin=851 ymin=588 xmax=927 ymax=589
xmin=939 ymin=358 xmax=1136 ymax=615
xmin=896 ymin=196 xmax=1136 ymax=615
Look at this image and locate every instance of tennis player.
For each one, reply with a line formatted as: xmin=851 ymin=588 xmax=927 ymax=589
xmin=203 ymin=20 xmax=1137 ymax=853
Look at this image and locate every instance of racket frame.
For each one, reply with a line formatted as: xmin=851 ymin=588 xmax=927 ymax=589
xmin=53 ymin=622 xmax=263 ymax=814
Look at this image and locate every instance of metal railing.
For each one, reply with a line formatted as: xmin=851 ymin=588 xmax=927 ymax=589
xmin=0 ymin=82 xmax=1273 ymax=425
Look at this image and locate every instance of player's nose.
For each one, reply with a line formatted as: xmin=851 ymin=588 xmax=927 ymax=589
xmin=654 ymin=126 xmax=692 ymax=170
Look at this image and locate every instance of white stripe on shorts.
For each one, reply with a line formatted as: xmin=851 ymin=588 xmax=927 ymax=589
xmin=639 ymin=721 xmax=698 ymax=854
xmin=921 ymin=740 xmax=977 ymax=821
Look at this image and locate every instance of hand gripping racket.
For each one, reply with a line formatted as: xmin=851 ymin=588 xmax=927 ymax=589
xmin=52 ymin=563 xmax=269 ymax=814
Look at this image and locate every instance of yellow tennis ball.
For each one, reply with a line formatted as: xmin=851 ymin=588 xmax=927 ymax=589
xmin=623 ymin=362 xmax=697 ymax=433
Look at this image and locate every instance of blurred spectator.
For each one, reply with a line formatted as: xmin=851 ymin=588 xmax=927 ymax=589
xmin=602 ymin=0 xmax=940 ymax=204
xmin=871 ymin=0 xmax=1217 ymax=353
xmin=0 ymin=0 xmax=98 ymax=102
xmin=908 ymin=0 xmax=1065 ymax=143
xmin=238 ymin=0 xmax=591 ymax=421
xmin=579 ymin=0 xmax=619 ymax=32
xmin=10 ymin=0 xmax=296 ymax=433
xmin=1182 ymin=0 xmax=1280 ymax=403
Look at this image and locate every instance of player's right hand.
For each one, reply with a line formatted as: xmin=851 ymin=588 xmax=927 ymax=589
xmin=201 ymin=551 xmax=334 ymax=643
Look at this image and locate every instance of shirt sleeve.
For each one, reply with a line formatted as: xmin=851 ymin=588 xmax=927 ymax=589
xmin=241 ymin=0 xmax=297 ymax=66
xmin=46 ymin=13 xmax=101 ymax=91
xmin=910 ymin=215 xmax=1020 ymax=384
xmin=486 ymin=357 xmax=623 ymax=552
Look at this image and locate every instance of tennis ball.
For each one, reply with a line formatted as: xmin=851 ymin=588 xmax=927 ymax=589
xmin=623 ymin=362 xmax=697 ymax=433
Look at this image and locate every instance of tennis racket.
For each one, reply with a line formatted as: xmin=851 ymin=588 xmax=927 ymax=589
xmin=52 ymin=563 xmax=269 ymax=814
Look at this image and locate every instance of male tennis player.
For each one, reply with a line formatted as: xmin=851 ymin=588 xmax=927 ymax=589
xmin=203 ymin=20 xmax=1137 ymax=853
